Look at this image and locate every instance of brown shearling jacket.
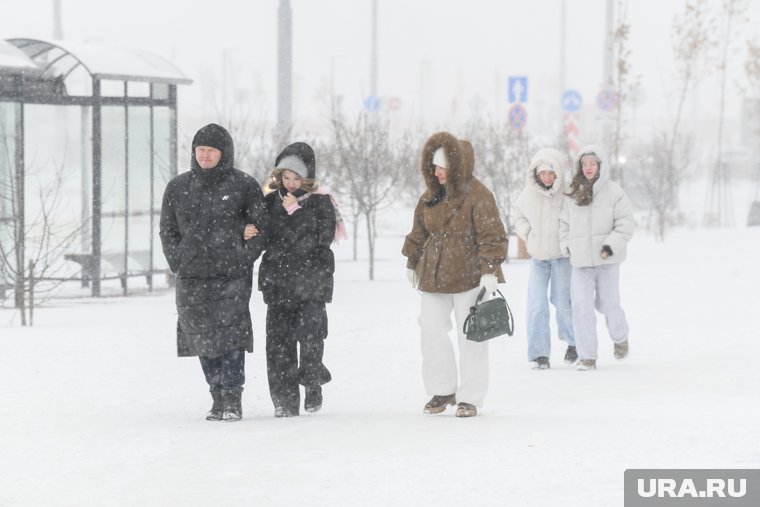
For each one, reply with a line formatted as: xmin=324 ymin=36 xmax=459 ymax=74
xmin=402 ymin=131 xmax=508 ymax=294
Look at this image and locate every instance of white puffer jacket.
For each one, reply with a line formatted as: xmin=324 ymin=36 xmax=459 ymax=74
xmin=514 ymin=148 xmax=567 ymax=260
xmin=559 ymin=145 xmax=634 ymax=268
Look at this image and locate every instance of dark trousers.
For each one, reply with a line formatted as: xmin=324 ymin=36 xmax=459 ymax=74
xmin=199 ymin=349 xmax=245 ymax=394
xmin=266 ymin=302 xmax=332 ymax=413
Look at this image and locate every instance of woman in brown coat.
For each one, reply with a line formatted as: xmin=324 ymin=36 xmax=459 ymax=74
xmin=402 ymin=131 xmax=508 ymax=417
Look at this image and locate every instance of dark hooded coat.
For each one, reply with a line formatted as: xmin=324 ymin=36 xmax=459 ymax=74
xmin=258 ymin=143 xmax=336 ymax=306
xmin=402 ymin=131 xmax=508 ymax=294
xmin=160 ymin=123 xmax=267 ymax=357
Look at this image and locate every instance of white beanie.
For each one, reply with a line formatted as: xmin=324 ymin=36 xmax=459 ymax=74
xmin=432 ymin=148 xmax=448 ymax=169
xmin=536 ymin=162 xmax=557 ymax=174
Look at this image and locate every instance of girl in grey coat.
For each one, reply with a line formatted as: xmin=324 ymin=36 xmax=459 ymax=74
xmin=559 ymin=145 xmax=633 ymax=370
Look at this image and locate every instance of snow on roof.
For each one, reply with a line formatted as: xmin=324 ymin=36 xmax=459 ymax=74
xmin=0 ymin=39 xmax=40 ymax=75
xmin=5 ymin=38 xmax=192 ymax=85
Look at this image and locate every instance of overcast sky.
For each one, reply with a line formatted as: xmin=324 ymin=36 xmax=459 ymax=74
xmin=3 ymin=0 xmax=760 ymax=147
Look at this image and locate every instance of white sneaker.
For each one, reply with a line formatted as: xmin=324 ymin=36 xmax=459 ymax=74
xmin=576 ymin=359 xmax=597 ymax=371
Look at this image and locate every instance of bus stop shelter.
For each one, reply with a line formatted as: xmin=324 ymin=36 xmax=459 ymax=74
xmin=0 ymin=38 xmax=192 ymax=297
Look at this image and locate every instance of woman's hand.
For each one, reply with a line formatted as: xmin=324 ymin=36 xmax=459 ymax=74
xmin=282 ymin=192 xmax=298 ymax=210
xmin=243 ymin=224 xmax=258 ymax=240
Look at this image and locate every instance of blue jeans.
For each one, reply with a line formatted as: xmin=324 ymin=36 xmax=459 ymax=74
xmin=526 ymin=257 xmax=575 ymax=361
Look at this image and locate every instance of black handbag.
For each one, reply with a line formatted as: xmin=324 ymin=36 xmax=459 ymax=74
xmin=463 ymin=287 xmax=514 ymax=342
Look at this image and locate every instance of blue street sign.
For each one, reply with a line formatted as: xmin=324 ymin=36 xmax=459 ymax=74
xmin=508 ymin=103 xmax=528 ymax=129
xmin=561 ymin=89 xmax=582 ymax=113
xmin=508 ymin=76 xmax=528 ymax=103
xmin=364 ymin=95 xmax=380 ymax=112
xmin=596 ymin=88 xmax=617 ymax=112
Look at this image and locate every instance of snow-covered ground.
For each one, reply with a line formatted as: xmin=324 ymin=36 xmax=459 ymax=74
xmin=1 ymin=216 xmax=759 ymax=506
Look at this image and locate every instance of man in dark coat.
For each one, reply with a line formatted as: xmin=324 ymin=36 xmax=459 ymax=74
xmin=160 ymin=123 xmax=267 ymax=421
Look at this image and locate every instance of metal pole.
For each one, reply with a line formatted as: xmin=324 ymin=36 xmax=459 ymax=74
xmin=123 ymin=81 xmax=129 ymax=296
xmin=169 ymin=85 xmax=178 ymax=178
xmin=277 ymin=0 xmax=293 ymax=142
xmin=80 ymin=106 xmax=89 ymax=255
xmin=14 ymin=101 xmax=25 ymax=312
xmin=370 ymin=0 xmax=378 ymax=107
xmin=148 ymin=88 xmax=155 ymax=292
xmin=92 ymin=78 xmax=102 ymax=297
xmin=53 ymin=0 xmax=63 ymax=39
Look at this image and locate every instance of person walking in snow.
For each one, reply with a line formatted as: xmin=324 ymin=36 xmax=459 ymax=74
xmin=402 ymin=131 xmax=508 ymax=418
xmin=559 ymin=145 xmax=633 ymax=370
xmin=514 ymin=148 xmax=576 ymax=369
xmin=159 ymin=123 xmax=267 ymax=421
xmin=258 ymin=142 xmax=344 ymax=418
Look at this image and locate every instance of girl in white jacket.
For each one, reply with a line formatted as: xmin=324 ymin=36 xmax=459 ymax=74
xmin=514 ymin=148 xmax=576 ymax=369
xmin=559 ymin=145 xmax=634 ymax=370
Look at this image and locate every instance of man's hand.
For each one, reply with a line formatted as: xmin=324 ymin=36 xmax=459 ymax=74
xmin=243 ymin=224 xmax=258 ymax=240
xmin=600 ymin=245 xmax=613 ymax=259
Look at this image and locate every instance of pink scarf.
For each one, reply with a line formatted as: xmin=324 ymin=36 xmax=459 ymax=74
xmin=314 ymin=187 xmax=349 ymax=244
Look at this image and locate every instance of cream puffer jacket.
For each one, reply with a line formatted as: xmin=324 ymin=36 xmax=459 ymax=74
xmin=514 ymin=148 xmax=567 ymax=260
xmin=559 ymin=145 xmax=634 ymax=268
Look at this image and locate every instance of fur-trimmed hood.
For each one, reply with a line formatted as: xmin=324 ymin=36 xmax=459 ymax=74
xmin=420 ymin=131 xmax=474 ymax=201
xmin=526 ymin=147 xmax=566 ymax=196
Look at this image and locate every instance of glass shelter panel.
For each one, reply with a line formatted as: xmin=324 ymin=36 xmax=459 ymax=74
xmin=127 ymin=106 xmax=152 ymax=275
xmin=22 ymin=104 xmax=90 ymax=279
xmin=100 ymin=105 xmax=126 ymax=278
xmin=152 ymin=107 xmax=172 ymax=270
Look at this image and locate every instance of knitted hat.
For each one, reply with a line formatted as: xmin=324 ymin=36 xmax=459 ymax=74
xmin=432 ymin=148 xmax=448 ymax=169
xmin=274 ymin=142 xmax=316 ymax=179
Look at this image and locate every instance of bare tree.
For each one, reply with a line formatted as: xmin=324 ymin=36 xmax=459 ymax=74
xmin=325 ymin=103 xmax=406 ymax=279
xmin=607 ymin=0 xmax=641 ymax=186
xmin=630 ymin=133 xmax=694 ymax=240
xmin=464 ymin=118 xmax=534 ymax=252
xmin=747 ymin=38 xmax=760 ymax=96
xmin=744 ymin=38 xmax=760 ymax=207
xmin=667 ymin=0 xmax=718 ymax=217
xmin=0 ymin=141 xmax=81 ymax=326
xmin=704 ymin=0 xmax=749 ymax=226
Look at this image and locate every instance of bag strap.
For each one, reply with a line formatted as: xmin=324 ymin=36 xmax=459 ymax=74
xmin=476 ymin=287 xmax=507 ymax=304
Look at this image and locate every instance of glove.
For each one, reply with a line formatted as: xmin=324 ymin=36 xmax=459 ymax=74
xmin=406 ymin=268 xmax=417 ymax=288
xmin=600 ymin=245 xmax=613 ymax=259
xmin=478 ymin=274 xmax=498 ymax=294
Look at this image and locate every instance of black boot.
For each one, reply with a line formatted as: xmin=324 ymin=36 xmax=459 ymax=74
xmin=222 ymin=389 xmax=242 ymax=421
xmin=304 ymin=386 xmax=323 ymax=413
xmin=564 ymin=345 xmax=578 ymax=364
xmin=206 ymin=390 xmax=223 ymax=421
